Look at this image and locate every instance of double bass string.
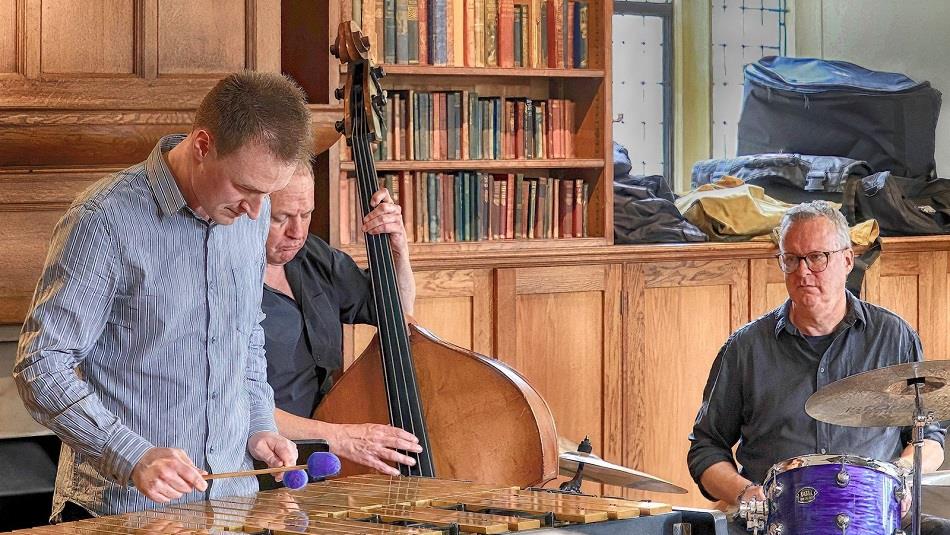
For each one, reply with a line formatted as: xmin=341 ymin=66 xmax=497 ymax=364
xmin=351 ymin=74 xmax=435 ymax=476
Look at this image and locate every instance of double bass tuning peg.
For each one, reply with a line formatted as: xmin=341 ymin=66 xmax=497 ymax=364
xmin=371 ymin=66 xmax=386 ymax=80
xmin=329 ymin=43 xmax=339 ymax=58
xmin=334 ymin=86 xmax=345 ymax=101
xmin=334 ymin=120 xmax=345 ymax=134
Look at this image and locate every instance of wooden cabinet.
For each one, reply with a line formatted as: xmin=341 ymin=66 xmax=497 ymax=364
xmin=623 ymin=259 xmax=748 ymax=507
xmin=494 ymin=264 xmax=623 ymax=494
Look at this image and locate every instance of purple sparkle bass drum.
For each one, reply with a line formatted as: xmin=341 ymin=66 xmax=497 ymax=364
xmin=764 ymin=454 xmax=904 ymax=535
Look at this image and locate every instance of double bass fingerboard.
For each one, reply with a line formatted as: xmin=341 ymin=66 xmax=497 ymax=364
xmin=16 ymin=475 xmax=673 ymax=534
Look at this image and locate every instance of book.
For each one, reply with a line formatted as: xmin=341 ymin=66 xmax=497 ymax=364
xmin=512 ymin=4 xmax=523 ymax=67
xmin=573 ymin=1 xmax=587 ymax=68
xmin=474 ymin=0 xmax=485 ymax=67
xmin=384 ymin=0 xmax=397 ymax=63
xmin=498 ymin=0 xmax=515 ymax=68
xmin=464 ymin=0 xmax=477 ymax=67
xmin=453 ymin=0 xmax=465 ymax=66
xmin=407 ymin=0 xmax=419 ymax=63
xmin=559 ymin=177 xmax=573 ymax=237
xmin=485 ymin=0 xmax=499 ymax=66
xmin=430 ymin=0 xmax=448 ymax=65
xmin=396 ymin=0 xmax=409 ymax=63
xmin=418 ymin=0 xmax=428 ymax=63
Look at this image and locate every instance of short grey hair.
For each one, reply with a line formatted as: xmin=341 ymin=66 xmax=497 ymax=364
xmin=778 ymin=201 xmax=851 ymax=250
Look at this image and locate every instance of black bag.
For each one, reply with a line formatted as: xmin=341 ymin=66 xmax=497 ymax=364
xmin=738 ymin=57 xmax=942 ymax=179
xmin=842 ymin=172 xmax=950 ymax=236
xmin=614 ymin=175 xmax=707 ymax=244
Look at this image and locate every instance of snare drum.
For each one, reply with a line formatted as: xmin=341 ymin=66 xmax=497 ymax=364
xmin=763 ymin=454 xmax=904 ymax=535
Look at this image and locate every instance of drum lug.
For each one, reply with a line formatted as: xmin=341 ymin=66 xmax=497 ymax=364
xmin=835 ymin=513 xmax=850 ymax=533
xmin=895 ymin=484 xmax=906 ymax=502
xmin=836 ymin=465 xmax=850 ymax=487
xmin=770 ymin=482 xmax=783 ymax=498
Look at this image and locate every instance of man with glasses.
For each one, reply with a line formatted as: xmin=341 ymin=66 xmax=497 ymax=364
xmin=686 ymin=201 xmax=948 ymax=533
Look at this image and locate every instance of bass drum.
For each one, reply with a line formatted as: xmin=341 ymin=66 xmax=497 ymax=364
xmin=764 ymin=454 xmax=903 ymax=535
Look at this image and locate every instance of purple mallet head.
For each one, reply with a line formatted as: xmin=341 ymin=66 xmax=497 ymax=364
xmin=283 ymin=469 xmax=308 ymax=490
xmin=307 ymin=451 xmax=342 ymax=479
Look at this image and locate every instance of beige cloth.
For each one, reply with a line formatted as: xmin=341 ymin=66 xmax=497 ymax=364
xmin=676 ymin=176 xmax=880 ymax=245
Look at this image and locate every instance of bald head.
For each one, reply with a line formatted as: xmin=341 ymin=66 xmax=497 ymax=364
xmin=266 ymin=164 xmax=316 ymax=266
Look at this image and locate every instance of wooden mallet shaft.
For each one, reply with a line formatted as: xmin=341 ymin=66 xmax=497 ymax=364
xmin=203 ymin=464 xmax=304 ymax=481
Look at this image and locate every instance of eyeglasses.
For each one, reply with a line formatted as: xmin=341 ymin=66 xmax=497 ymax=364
xmin=775 ymin=248 xmax=849 ymax=274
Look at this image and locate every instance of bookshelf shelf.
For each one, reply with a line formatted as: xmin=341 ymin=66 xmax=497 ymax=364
xmin=340 ymin=158 xmax=605 ymax=172
xmin=372 ymin=65 xmax=606 ymax=79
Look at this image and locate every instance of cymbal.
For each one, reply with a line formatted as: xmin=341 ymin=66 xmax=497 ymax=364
xmin=805 ymin=361 xmax=950 ymax=427
xmin=558 ymin=450 xmax=687 ymax=494
xmin=922 ymin=470 xmax=950 ymax=487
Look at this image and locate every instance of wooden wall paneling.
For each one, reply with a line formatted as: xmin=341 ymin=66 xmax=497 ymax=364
xmin=40 ymin=0 xmax=135 ymax=75
xmin=343 ymin=269 xmax=493 ymax=370
xmin=624 ymin=259 xmax=749 ymax=508
xmin=749 ymin=257 xmax=787 ymax=318
xmin=863 ymin=252 xmax=938 ymax=353
xmin=0 ymin=0 xmax=16 ymax=73
xmin=495 ymin=264 xmax=623 ymax=495
xmin=0 ymin=168 xmax=110 ymax=323
xmin=157 ymin=0 xmax=247 ymax=75
xmin=0 ymin=110 xmax=193 ymax=168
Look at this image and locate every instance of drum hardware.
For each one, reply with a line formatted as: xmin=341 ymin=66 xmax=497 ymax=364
xmin=557 ymin=436 xmax=688 ymax=494
xmin=737 ymin=496 xmax=768 ymax=534
xmin=805 ymin=361 xmax=950 ymax=535
xmin=559 ymin=435 xmax=593 ymax=494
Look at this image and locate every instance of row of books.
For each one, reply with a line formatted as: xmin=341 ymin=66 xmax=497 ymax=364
xmin=340 ymin=171 xmax=590 ymax=244
xmin=345 ymin=0 xmax=590 ymax=68
xmin=344 ymin=93 xmax=575 ymax=162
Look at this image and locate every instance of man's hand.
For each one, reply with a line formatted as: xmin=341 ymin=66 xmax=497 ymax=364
xmin=131 ymin=447 xmax=207 ymax=503
xmin=248 ymin=431 xmax=298 ymax=482
xmin=363 ymin=188 xmax=408 ymax=250
xmin=330 ymin=423 xmax=422 ymax=476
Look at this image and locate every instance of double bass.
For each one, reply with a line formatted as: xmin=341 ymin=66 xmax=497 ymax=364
xmin=313 ymin=22 xmax=559 ymax=487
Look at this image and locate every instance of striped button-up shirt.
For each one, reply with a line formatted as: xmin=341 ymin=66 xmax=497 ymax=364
xmin=15 ymin=135 xmax=278 ymax=517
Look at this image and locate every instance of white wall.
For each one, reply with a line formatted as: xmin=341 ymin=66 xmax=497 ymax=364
xmin=800 ymin=0 xmax=950 ymax=177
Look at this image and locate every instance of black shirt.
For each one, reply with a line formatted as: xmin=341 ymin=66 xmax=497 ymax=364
xmin=687 ymin=292 xmax=946 ymax=500
xmin=261 ymin=235 xmax=376 ymax=417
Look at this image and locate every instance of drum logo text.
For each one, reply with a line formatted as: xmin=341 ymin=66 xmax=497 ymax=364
xmin=796 ymin=486 xmax=818 ymax=504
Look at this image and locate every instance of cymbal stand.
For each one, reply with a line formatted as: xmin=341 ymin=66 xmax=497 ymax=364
xmin=559 ymin=436 xmax=593 ymax=494
xmin=909 ymin=378 xmax=935 ymax=535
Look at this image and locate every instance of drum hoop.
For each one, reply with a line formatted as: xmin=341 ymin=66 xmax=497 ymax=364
xmin=764 ymin=453 xmax=902 ymax=484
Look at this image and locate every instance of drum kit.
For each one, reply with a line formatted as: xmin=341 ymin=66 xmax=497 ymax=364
xmin=557 ymin=361 xmax=950 ymax=535
xmin=738 ymin=360 xmax=950 ymax=535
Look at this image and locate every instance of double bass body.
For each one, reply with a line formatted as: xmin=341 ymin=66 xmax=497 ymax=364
xmin=314 ymin=325 xmax=560 ymax=487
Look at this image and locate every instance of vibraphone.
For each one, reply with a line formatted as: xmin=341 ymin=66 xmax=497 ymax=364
xmin=13 ymin=475 xmax=699 ymax=535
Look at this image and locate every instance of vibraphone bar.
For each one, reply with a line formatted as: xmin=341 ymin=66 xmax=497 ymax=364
xmin=14 ymin=475 xmax=687 ymax=535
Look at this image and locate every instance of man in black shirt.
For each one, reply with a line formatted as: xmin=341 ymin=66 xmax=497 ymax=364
xmin=688 ymin=201 xmax=948 ymax=533
xmin=261 ymin=163 xmax=421 ymax=475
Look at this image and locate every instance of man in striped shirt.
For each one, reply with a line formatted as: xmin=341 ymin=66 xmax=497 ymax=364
xmin=14 ymin=71 xmax=312 ymax=520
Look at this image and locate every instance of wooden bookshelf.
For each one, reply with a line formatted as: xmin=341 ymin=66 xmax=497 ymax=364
xmin=285 ymin=0 xmax=612 ymax=251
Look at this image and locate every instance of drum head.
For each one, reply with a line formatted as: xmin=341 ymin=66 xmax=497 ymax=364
xmin=765 ymin=453 xmax=902 ymax=485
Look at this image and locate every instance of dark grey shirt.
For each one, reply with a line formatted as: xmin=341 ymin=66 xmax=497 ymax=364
xmin=688 ymin=292 xmax=945 ymax=500
xmin=261 ymin=235 xmax=375 ymax=418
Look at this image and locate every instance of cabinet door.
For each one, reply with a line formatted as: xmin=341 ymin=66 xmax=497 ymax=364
xmin=344 ymin=269 xmax=493 ymax=369
xmin=750 ymin=257 xmax=788 ymax=318
xmin=624 ymin=259 xmax=749 ymax=508
xmin=864 ymin=251 xmax=947 ymax=360
xmin=494 ymin=264 xmax=623 ymax=494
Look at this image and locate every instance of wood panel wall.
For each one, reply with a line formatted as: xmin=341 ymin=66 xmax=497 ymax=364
xmin=0 ymin=0 xmax=283 ymax=322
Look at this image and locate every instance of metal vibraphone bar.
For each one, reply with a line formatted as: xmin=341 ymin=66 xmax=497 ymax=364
xmin=13 ymin=475 xmax=684 ymax=535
